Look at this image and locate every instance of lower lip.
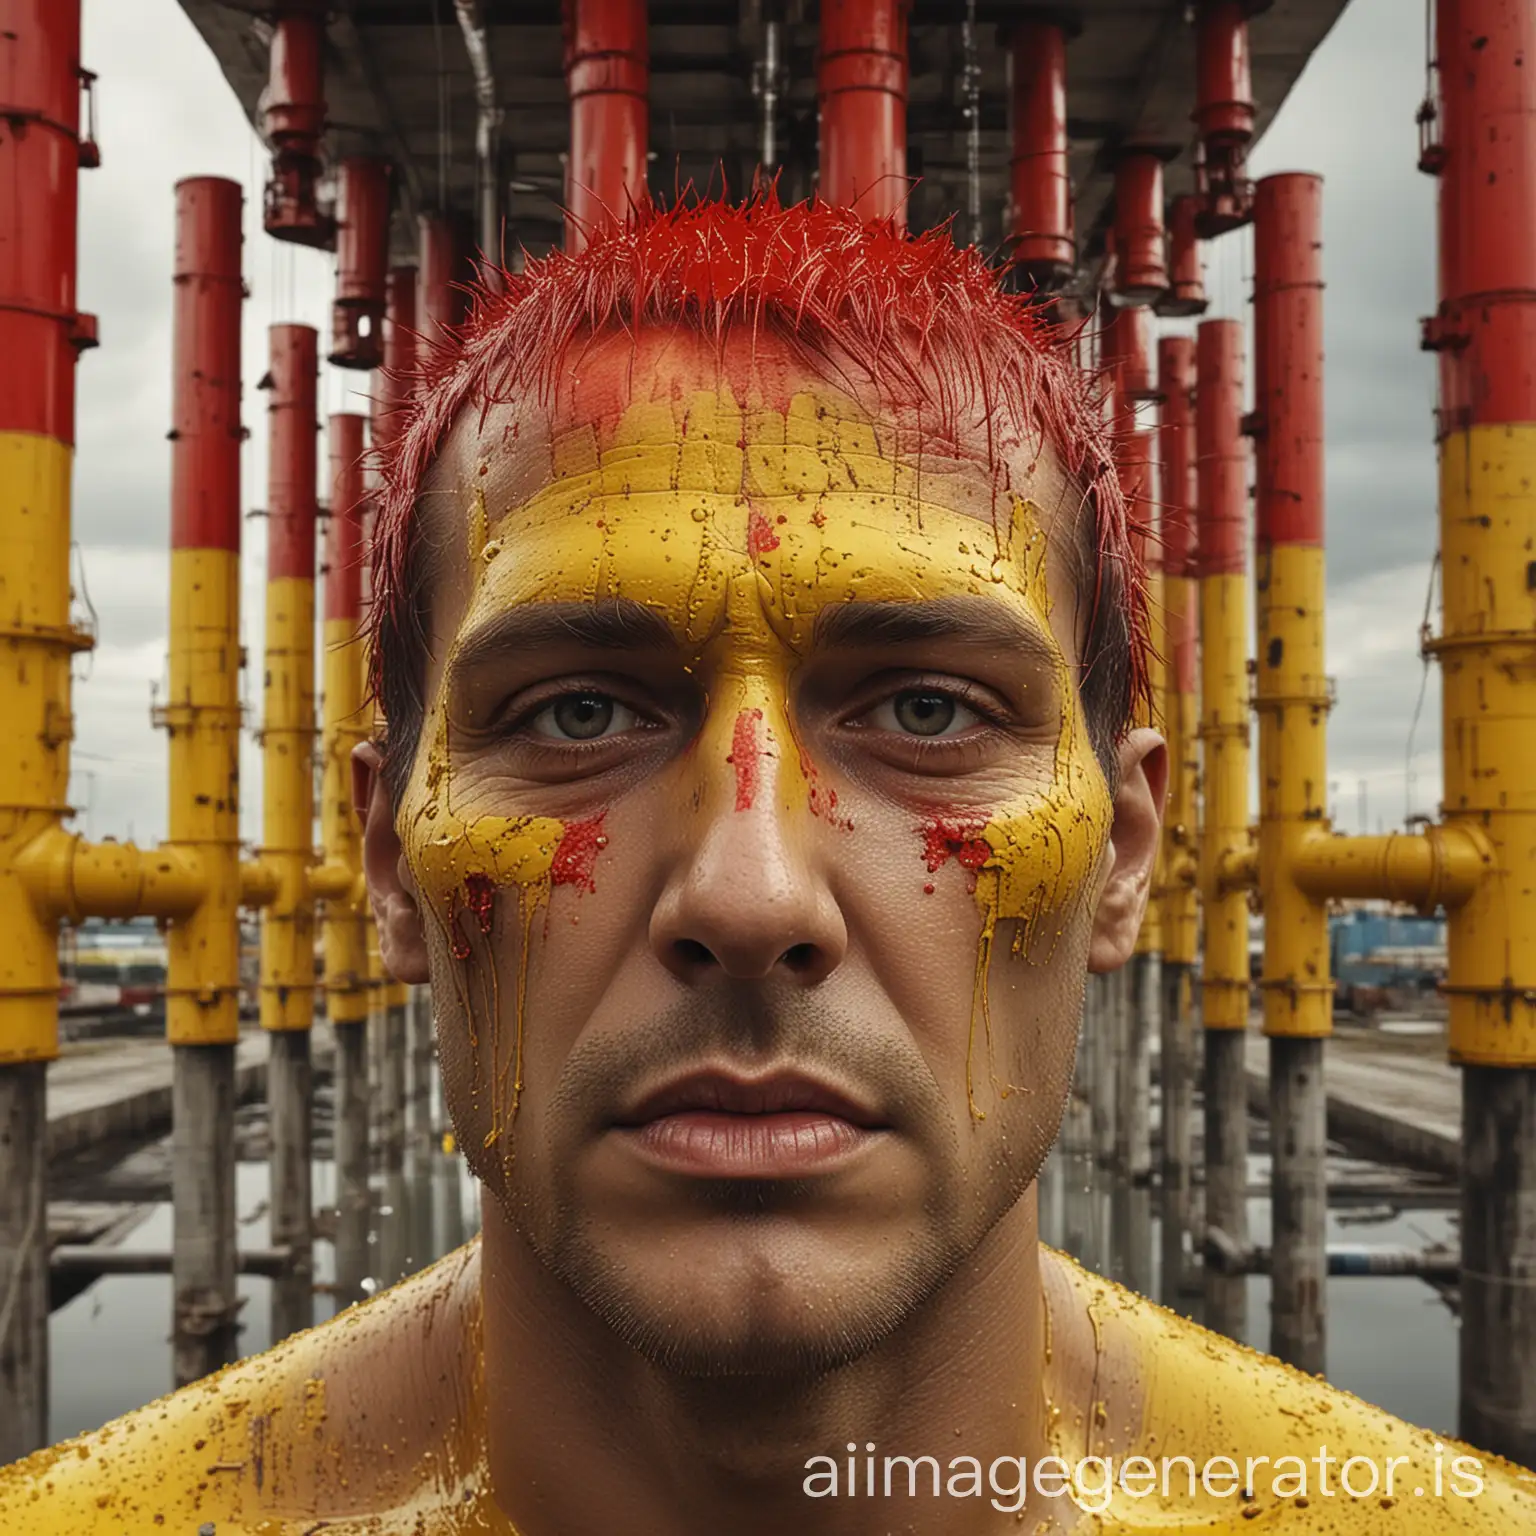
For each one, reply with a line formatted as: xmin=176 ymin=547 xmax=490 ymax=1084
xmin=617 ymin=1111 xmax=879 ymax=1177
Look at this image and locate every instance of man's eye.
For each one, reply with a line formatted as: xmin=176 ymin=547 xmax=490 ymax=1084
xmin=528 ymin=693 xmax=637 ymax=741
xmin=870 ymin=690 xmax=981 ymax=738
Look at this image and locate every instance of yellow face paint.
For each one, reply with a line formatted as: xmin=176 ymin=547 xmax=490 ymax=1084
xmin=398 ymin=385 xmax=1115 ymax=1127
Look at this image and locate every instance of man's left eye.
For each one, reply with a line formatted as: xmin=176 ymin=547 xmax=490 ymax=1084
xmin=528 ymin=692 xmax=639 ymax=741
xmin=870 ymin=690 xmax=982 ymax=738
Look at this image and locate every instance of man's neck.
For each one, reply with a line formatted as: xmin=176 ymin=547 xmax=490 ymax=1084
xmin=479 ymin=1190 xmax=1066 ymax=1536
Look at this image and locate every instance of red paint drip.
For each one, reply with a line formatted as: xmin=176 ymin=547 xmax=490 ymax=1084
xmin=746 ymin=508 xmax=780 ymax=557
xmin=798 ymin=747 xmax=854 ymax=831
xmin=464 ymin=872 xmax=497 ymax=934
xmin=446 ymin=888 xmax=473 ymax=961
xmin=551 ymin=814 xmax=608 ymax=892
xmin=921 ymin=817 xmax=992 ymax=875
xmin=726 ymin=708 xmax=763 ymax=811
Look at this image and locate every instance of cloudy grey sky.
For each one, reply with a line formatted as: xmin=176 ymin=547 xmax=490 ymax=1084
xmin=68 ymin=0 xmax=1439 ymax=847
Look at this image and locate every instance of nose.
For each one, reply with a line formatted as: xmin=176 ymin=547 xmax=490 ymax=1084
xmin=649 ymin=688 xmax=847 ymax=986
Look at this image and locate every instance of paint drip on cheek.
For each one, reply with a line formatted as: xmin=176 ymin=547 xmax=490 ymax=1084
xmin=550 ymin=814 xmax=609 ymax=891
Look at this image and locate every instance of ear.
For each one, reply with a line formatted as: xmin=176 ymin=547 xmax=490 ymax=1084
xmin=1087 ymin=726 xmax=1167 ymax=973
xmin=353 ymin=740 xmax=431 ymax=984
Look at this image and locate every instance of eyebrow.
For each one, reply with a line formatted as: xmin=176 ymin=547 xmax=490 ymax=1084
xmin=811 ymin=598 xmax=1063 ymax=667
xmin=449 ymin=598 xmax=677 ymax=675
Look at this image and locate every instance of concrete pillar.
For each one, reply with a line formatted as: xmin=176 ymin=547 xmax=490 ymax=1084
xmin=1088 ymin=973 xmax=1117 ymax=1169
xmin=408 ymin=985 xmax=434 ymax=1146
xmin=333 ymin=1018 xmax=370 ymax=1308
xmin=172 ymin=1044 xmax=239 ymax=1385
xmin=381 ymin=999 xmax=407 ymax=1169
xmin=1459 ymin=1066 xmax=1536 ymax=1466
xmin=0 ymin=1063 xmax=47 ymax=1461
xmin=269 ymin=1030 xmax=313 ymax=1340
xmin=1119 ymin=954 xmax=1156 ymax=1182
xmin=1159 ymin=960 xmax=1196 ymax=1297
xmin=1203 ymin=1026 xmax=1249 ymax=1339
xmin=1269 ymin=1035 xmax=1327 ymax=1373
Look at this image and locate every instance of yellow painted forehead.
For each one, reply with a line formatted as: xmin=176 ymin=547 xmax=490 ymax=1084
xmin=457 ymin=387 xmax=1073 ymax=663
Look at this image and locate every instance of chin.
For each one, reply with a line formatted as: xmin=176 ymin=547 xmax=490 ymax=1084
xmin=545 ymin=1216 xmax=964 ymax=1379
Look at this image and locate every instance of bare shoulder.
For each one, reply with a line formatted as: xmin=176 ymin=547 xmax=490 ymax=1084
xmin=1042 ymin=1248 xmax=1536 ymax=1531
xmin=0 ymin=1241 xmax=504 ymax=1536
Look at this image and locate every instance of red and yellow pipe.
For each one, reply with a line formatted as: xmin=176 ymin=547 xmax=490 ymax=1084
xmin=1195 ymin=318 xmax=1252 ymax=1031
xmin=319 ymin=414 xmax=370 ymax=1026
xmin=1157 ymin=335 xmax=1199 ymax=969
xmin=258 ymin=326 xmax=319 ymax=1033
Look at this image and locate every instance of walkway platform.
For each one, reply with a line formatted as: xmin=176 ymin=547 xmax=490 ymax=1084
xmin=1244 ymin=1021 xmax=1461 ymax=1178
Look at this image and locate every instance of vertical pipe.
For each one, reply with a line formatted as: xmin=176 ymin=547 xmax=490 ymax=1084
xmin=261 ymin=323 xmax=319 ymax=1343
xmin=1432 ymin=0 xmax=1536 ymax=1467
xmin=417 ymin=214 xmax=466 ymax=348
xmin=1192 ymin=0 xmax=1255 ymax=235
xmin=261 ymin=2 xmax=331 ymax=246
xmin=1008 ymin=17 xmax=1073 ymax=290
xmin=0 ymin=0 xmax=94 ymax=1456
xmin=1113 ymin=152 xmax=1169 ymax=305
xmin=167 ymin=177 xmax=246 ymax=1383
xmin=322 ymin=413 xmax=370 ymax=1283
xmin=409 ymin=985 xmax=436 ymax=1147
xmin=1158 ymin=333 xmax=1199 ymax=1294
xmin=1160 ymin=195 xmax=1208 ymax=317
xmin=563 ymin=0 xmax=649 ymax=251
xmin=1252 ymin=172 xmax=1329 ymax=1375
xmin=329 ymin=157 xmax=391 ymax=370
xmin=818 ymin=0 xmax=909 ymax=226
xmin=1087 ymin=972 xmax=1117 ymax=1169
xmin=1197 ymin=317 xmax=1251 ymax=1340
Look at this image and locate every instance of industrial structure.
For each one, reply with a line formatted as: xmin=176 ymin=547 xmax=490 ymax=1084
xmin=1 ymin=0 xmax=1532 ymax=1476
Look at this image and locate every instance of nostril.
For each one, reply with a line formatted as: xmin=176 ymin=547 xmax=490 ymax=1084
xmin=672 ymin=938 xmax=716 ymax=968
xmin=779 ymin=942 xmax=818 ymax=972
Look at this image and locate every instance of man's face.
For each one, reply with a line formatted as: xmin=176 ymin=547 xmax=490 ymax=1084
xmin=374 ymin=330 xmax=1157 ymax=1376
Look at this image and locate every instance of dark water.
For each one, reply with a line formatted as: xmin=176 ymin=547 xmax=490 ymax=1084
xmin=1038 ymin=1144 xmax=1459 ymax=1435
xmin=49 ymin=1125 xmax=480 ymax=1444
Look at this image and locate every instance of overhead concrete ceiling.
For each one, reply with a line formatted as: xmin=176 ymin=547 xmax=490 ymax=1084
xmin=177 ymin=1 xmax=1350 ymax=264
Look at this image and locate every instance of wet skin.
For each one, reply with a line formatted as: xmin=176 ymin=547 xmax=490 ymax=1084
xmin=359 ymin=328 xmax=1165 ymax=1534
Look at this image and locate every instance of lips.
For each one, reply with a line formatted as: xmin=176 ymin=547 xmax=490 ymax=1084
xmin=611 ymin=1069 xmax=888 ymax=1177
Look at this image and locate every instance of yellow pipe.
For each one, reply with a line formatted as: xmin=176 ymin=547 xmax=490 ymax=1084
xmin=0 ymin=432 xmax=94 ymax=1063
xmin=259 ymin=570 xmax=317 ymax=1032
xmin=16 ymin=829 xmax=203 ymax=923
xmin=1434 ymin=424 xmax=1536 ymax=1066
xmin=1198 ymin=569 xmax=1253 ymax=1031
xmin=1292 ymin=824 xmax=1491 ymax=910
xmin=163 ymin=546 xmax=244 ymax=1045
xmin=320 ymin=615 xmax=369 ymax=1026
xmin=1159 ymin=571 xmax=1200 ymax=967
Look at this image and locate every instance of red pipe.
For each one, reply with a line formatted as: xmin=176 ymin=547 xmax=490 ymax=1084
xmin=262 ymin=3 xmax=331 ymax=247
xmin=418 ymin=214 xmax=466 ymax=346
xmin=171 ymin=179 xmax=245 ymax=554
xmin=563 ymin=0 xmax=649 ymax=251
xmin=1433 ymin=0 xmax=1536 ymax=432
xmin=373 ymin=266 xmax=418 ymax=452
xmin=1193 ymin=1 xmax=1255 ymax=235
xmin=1120 ymin=428 xmax=1156 ymax=568
xmin=1008 ymin=17 xmax=1073 ymax=289
xmin=1196 ymin=319 xmax=1246 ymax=578
xmin=1113 ymin=152 xmax=1168 ymax=304
xmin=1159 ymin=336 xmax=1198 ymax=580
xmin=330 ymin=157 xmax=391 ymax=371
xmin=0 ymin=0 xmax=96 ymax=445
xmin=818 ymin=0 xmax=909 ymax=226
xmin=1160 ymin=194 xmax=1208 ymax=317
xmin=266 ymin=326 xmax=319 ymax=582
xmin=1101 ymin=303 xmax=1160 ymax=436
xmin=326 ymin=415 xmax=366 ymax=627
xmin=1252 ymin=174 xmax=1324 ymax=548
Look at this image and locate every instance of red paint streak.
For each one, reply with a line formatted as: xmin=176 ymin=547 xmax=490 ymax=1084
xmin=747 ymin=508 xmax=780 ymax=557
xmin=726 ymin=708 xmax=763 ymax=811
xmin=797 ymin=748 xmax=854 ymax=831
xmin=552 ymin=814 xmax=609 ymax=892
xmin=447 ymin=888 xmax=473 ymax=960
xmin=922 ymin=817 xmax=992 ymax=875
xmin=464 ymin=873 xmax=497 ymax=934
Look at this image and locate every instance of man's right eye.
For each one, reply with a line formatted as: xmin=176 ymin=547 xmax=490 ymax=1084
xmin=526 ymin=692 xmax=638 ymax=742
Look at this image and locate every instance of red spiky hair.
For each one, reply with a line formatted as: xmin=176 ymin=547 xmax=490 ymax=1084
xmin=366 ymin=193 xmax=1149 ymax=775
